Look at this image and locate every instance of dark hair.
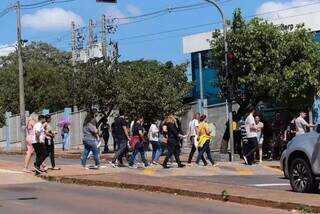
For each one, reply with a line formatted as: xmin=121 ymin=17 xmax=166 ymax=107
xmin=45 ymin=114 xmax=51 ymax=120
xmin=38 ymin=115 xmax=45 ymax=120
xmin=83 ymin=113 xmax=94 ymax=127
xmin=119 ymin=109 xmax=125 ymax=116
xmin=199 ymin=114 xmax=207 ymax=122
xmin=248 ymin=106 xmax=255 ymax=113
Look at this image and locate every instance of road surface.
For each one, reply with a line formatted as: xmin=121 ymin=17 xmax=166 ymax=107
xmin=0 ymin=182 xmax=290 ymax=214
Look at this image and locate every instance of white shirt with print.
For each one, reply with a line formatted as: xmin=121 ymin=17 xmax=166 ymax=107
xmin=245 ymin=113 xmax=257 ymax=138
xmin=32 ymin=122 xmax=45 ymax=144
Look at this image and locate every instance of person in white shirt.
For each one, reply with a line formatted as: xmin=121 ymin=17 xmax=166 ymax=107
xmin=295 ymin=111 xmax=315 ymax=136
xmin=187 ymin=112 xmax=207 ymax=165
xmin=32 ymin=115 xmax=47 ymax=174
xmin=243 ymin=107 xmax=258 ymax=165
xmin=148 ymin=121 xmax=161 ymax=164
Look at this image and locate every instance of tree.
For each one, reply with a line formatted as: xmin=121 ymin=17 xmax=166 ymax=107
xmin=0 ymin=42 xmax=74 ymax=125
xmin=73 ymin=58 xmax=119 ymax=115
xmin=210 ymin=9 xmax=320 ymax=117
xmin=116 ymin=60 xmax=192 ymax=121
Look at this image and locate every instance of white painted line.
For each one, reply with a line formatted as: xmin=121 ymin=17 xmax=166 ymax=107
xmin=251 ymin=183 xmax=290 ymax=187
xmin=0 ymin=169 xmax=23 ymax=174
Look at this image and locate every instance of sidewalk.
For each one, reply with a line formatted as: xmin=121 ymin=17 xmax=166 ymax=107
xmin=33 ymin=162 xmax=319 ymax=213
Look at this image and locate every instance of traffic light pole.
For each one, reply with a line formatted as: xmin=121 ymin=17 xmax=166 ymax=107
xmin=15 ymin=0 xmax=26 ymax=152
xmin=204 ymin=0 xmax=234 ymax=161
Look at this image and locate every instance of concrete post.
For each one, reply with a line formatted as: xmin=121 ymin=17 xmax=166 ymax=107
xmin=5 ymin=112 xmax=12 ymax=150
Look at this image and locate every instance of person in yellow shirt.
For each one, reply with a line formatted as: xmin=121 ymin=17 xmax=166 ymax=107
xmin=196 ymin=115 xmax=215 ymax=166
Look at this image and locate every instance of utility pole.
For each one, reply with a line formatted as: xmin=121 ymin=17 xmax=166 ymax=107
xmin=15 ymin=0 xmax=26 ymax=152
xmin=204 ymin=0 xmax=234 ymax=161
xmin=101 ymin=14 xmax=107 ymax=59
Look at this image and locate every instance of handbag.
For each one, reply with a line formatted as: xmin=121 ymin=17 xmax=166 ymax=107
xmin=129 ymin=136 xmax=140 ymax=150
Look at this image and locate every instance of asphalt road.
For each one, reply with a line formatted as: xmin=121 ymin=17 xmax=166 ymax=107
xmin=0 ymin=182 xmax=290 ymax=214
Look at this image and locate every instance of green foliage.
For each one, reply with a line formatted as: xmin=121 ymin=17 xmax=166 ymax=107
xmin=116 ymin=60 xmax=192 ymax=121
xmin=210 ymin=9 xmax=320 ymax=111
xmin=0 ymin=42 xmax=73 ymax=117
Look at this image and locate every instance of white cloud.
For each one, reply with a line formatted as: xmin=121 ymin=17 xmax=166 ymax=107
xmin=256 ymin=0 xmax=320 ymax=31
xmin=22 ymin=7 xmax=83 ymax=32
xmin=126 ymin=4 xmax=142 ymax=16
xmin=0 ymin=44 xmax=16 ymax=57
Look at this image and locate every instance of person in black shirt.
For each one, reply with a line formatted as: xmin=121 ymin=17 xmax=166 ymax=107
xmin=110 ymin=110 xmax=130 ymax=167
xmin=111 ymin=120 xmax=118 ymax=152
xmin=128 ymin=116 xmax=148 ymax=167
xmin=162 ymin=115 xmax=186 ymax=169
xmin=98 ymin=117 xmax=110 ymax=154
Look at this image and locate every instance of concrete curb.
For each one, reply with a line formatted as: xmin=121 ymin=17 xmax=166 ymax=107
xmin=40 ymin=174 xmax=320 ymax=213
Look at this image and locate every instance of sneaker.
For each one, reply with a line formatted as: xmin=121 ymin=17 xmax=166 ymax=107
xmin=117 ymin=163 xmax=127 ymax=168
xmin=91 ymin=165 xmax=100 ymax=170
xmin=243 ymin=156 xmax=248 ymax=165
xmin=152 ymin=161 xmax=159 ymax=165
xmin=178 ymin=164 xmax=186 ymax=168
xmin=34 ymin=165 xmax=42 ymax=174
xmin=162 ymin=164 xmax=170 ymax=169
xmin=128 ymin=164 xmax=138 ymax=169
xmin=109 ymin=161 xmax=116 ymax=168
xmin=83 ymin=166 xmax=90 ymax=170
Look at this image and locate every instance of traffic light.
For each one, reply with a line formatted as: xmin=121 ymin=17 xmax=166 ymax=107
xmin=96 ymin=0 xmax=117 ymax=3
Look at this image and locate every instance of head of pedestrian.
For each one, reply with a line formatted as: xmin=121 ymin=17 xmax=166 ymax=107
xmin=137 ymin=116 xmax=144 ymax=124
xmin=248 ymin=106 xmax=256 ymax=115
xmin=255 ymin=115 xmax=260 ymax=123
xmin=199 ymin=114 xmax=207 ymax=123
xmin=119 ymin=109 xmax=125 ymax=117
xmin=45 ymin=114 xmax=51 ymax=123
xmin=29 ymin=113 xmax=38 ymax=123
xmin=38 ymin=115 xmax=46 ymax=124
xmin=193 ymin=112 xmax=200 ymax=120
xmin=300 ymin=111 xmax=307 ymax=118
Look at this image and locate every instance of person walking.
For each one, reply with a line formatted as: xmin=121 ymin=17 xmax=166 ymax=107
xmin=195 ymin=115 xmax=215 ymax=166
xmin=99 ymin=118 xmax=110 ymax=154
xmin=23 ymin=113 xmax=37 ymax=173
xmin=61 ymin=124 xmax=70 ymax=151
xmin=44 ymin=115 xmax=60 ymax=170
xmin=111 ymin=119 xmax=118 ymax=152
xmin=255 ymin=115 xmax=264 ymax=163
xmin=162 ymin=115 xmax=186 ymax=169
xmin=32 ymin=115 xmax=48 ymax=174
xmin=243 ymin=107 xmax=258 ymax=165
xmin=128 ymin=116 xmax=149 ymax=168
xmin=285 ymin=116 xmax=297 ymax=142
xmin=295 ymin=111 xmax=315 ymax=136
xmin=187 ymin=112 xmax=207 ymax=165
xmin=81 ymin=113 xmax=100 ymax=169
xmin=148 ymin=120 xmax=161 ymax=165
xmin=110 ymin=110 xmax=130 ymax=167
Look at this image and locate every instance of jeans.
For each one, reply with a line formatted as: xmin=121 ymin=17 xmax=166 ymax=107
xmin=150 ymin=141 xmax=162 ymax=162
xmin=196 ymin=140 xmax=214 ymax=165
xmin=63 ymin=133 xmax=70 ymax=150
xmin=243 ymin=137 xmax=258 ymax=164
xmin=45 ymin=138 xmax=55 ymax=168
xmin=112 ymin=139 xmax=127 ymax=164
xmin=81 ymin=140 xmax=100 ymax=167
xmin=187 ymin=136 xmax=207 ymax=164
xmin=129 ymin=142 xmax=148 ymax=166
xmin=33 ymin=143 xmax=47 ymax=168
xmin=103 ymin=134 xmax=110 ymax=152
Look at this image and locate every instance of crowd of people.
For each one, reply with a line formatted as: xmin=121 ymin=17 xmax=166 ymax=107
xmin=23 ymin=106 xmax=315 ymax=173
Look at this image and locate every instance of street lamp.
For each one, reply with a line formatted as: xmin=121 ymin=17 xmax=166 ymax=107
xmin=203 ymin=0 xmax=234 ymax=161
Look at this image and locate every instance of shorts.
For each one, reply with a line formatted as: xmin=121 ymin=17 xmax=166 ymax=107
xmin=258 ymin=138 xmax=264 ymax=146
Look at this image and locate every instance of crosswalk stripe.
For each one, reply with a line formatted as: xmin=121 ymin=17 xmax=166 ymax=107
xmin=251 ymin=183 xmax=290 ymax=187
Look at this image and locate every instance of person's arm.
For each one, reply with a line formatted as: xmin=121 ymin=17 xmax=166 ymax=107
xmin=138 ymin=128 xmax=145 ymax=142
xmin=169 ymin=123 xmax=181 ymax=139
xmin=88 ymin=123 xmax=99 ymax=139
xmin=204 ymin=123 xmax=211 ymax=136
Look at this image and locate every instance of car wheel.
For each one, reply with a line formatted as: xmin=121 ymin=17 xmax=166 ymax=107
xmin=289 ymin=158 xmax=318 ymax=193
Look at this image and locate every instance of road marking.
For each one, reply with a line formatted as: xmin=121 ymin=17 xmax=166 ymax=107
xmin=239 ymin=168 xmax=254 ymax=176
xmin=0 ymin=169 xmax=23 ymax=174
xmin=143 ymin=168 xmax=156 ymax=176
xmin=251 ymin=183 xmax=290 ymax=187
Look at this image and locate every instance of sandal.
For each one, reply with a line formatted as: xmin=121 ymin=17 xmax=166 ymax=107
xmin=51 ymin=167 xmax=61 ymax=170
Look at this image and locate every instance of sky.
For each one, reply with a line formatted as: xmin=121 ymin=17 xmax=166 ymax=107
xmin=0 ymin=0 xmax=319 ymax=64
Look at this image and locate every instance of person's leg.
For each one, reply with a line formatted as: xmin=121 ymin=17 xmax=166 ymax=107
xmin=113 ymin=136 xmax=118 ymax=152
xmin=196 ymin=145 xmax=206 ymax=165
xmin=259 ymin=143 xmax=263 ymax=163
xmin=246 ymin=138 xmax=258 ymax=164
xmin=103 ymin=135 xmax=109 ymax=153
xmin=138 ymin=143 xmax=148 ymax=166
xmin=81 ymin=142 xmax=90 ymax=167
xmin=112 ymin=140 xmax=126 ymax=163
xmin=162 ymin=143 xmax=174 ymax=167
xmin=204 ymin=141 xmax=214 ymax=165
xmin=24 ymin=144 xmax=34 ymax=171
xmin=154 ymin=141 xmax=162 ymax=162
xmin=49 ymin=140 xmax=56 ymax=168
xmin=39 ymin=143 xmax=48 ymax=168
xmin=129 ymin=146 xmax=139 ymax=166
xmin=173 ymin=144 xmax=184 ymax=167
xmin=89 ymin=141 xmax=100 ymax=166
xmin=32 ymin=143 xmax=42 ymax=168
xmin=188 ymin=137 xmax=197 ymax=164
xmin=150 ymin=141 xmax=157 ymax=161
